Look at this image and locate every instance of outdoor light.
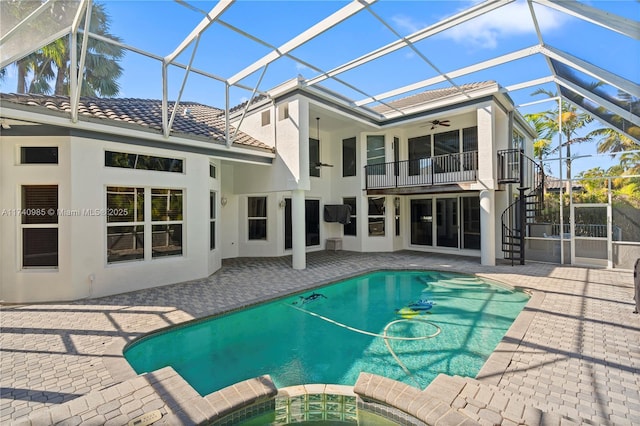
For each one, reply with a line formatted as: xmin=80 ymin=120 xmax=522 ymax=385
xmin=279 ymin=198 xmax=287 ymax=209
xmin=220 ymin=197 xmax=228 ymax=207
xmin=394 ymin=197 xmax=400 ymax=208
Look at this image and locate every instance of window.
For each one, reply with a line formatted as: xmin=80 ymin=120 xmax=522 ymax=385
xmin=106 ymin=187 xmax=183 ymax=263
xmin=343 ymin=197 xmax=357 ymax=236
xmin=151 ymin=189 xmax=183 ymax=258
xmin=261 ymin=110 xmax=271 ymax=126
xmin=512 ymin=130 xmax=525 ymax=150
xmin=342 ymin=137 xmax=356 ymax=177
xmin=309 ymin=138 xmax=320 ymax=177
xmin=21 ymin=147 xmax=58 ymax=164
xmin=278 ymin=103 xmax=289 ymax=121
xmin=248 ymin=196 xmax=267 ymax=240
xmin=209 ymin=164 xmax=216 ymax=178
xmin=462 ymin=127 xmax=478 ymax=171
xmin=433 ymin=130 xmax=460 ymax=174
xmin=366 ymin=135 xmax=385 ymax=175
xmin=107 ymin=187 xmax=145 ymax=263
xmin=395 ymin=197 xmax=400 ymax=236
xmin=408 ymin=135 xmax=431 ymax=176
xmin=368 ymin=197 xmax=385 ymax=236
xmin=393 ymin=137 xmax=399 ymax=177
xmin=462 ymin=196 xmax=480 ymax=250
xmin=105 ymin=151 xmax=183 ymax=173
xmin=21 ymin=185 xmax=58 ymax=268
xmin=433 ymin=130 xmax=459 ymax=156
xmin=410 ymin=199 xmax=433 ymax=246
xmin=210 ymin=192 xmax=216 ymax=250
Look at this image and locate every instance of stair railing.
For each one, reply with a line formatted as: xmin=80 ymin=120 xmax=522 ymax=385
xmin=498 ymin=149 xmax=545 ymax=265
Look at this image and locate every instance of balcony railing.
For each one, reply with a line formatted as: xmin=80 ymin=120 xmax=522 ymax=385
xmin=365 ymin=151 xmax=478 ymax=190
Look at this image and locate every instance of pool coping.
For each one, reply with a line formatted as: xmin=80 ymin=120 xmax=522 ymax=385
xmin=475 ymin=285 xmax=544 ymax=386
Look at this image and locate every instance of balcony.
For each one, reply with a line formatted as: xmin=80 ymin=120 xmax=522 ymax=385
xmin=365 ymin=151 xmax=478 ymax=193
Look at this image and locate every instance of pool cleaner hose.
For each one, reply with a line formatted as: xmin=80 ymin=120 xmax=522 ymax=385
xmin=286 ymin=304 xmax=441 ymax=387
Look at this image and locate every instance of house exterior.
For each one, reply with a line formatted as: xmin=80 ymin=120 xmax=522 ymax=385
xmin=0 ymin=80 xmax=537 ymax=303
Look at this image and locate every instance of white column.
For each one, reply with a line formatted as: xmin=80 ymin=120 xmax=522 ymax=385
xmin=291 ymin=189 xmax=306 ymax=270
xmin=480 ymin=189 xmax=496 ymax=266
xmin=476 ymin=106 xmax=496 ymax=189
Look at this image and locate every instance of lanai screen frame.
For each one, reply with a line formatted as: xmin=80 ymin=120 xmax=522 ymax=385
xmin=1 ymin=0 xmax=638 ymax=166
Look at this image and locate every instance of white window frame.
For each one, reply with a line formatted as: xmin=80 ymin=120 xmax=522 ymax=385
xmin=20 ymin=185 xmax=59 ymax=269
xmin=150 ymin=188 xmax=184 ymax=259
xmin=210 ymin=191 xmax=216 ymax=250
xmin=248 ymin=196 xmax=268 ymax=241
xmin=368 ymin=196 xmax=386 ymax=237
xmin=106 ymin=187 xmax=145 ymax=264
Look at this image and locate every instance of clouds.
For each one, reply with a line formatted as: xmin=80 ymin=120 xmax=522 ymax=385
xmin=391 ymin=14 xmax=426 ymax=35
xmin=443 ymin=1 xmax=567 ymax=49
xmin=391 ymin=0 xmax=568 ymax=50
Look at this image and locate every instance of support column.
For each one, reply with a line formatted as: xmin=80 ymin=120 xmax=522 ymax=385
xmin=480 ymin=189 xmax=496 ymax=266
xmin=291 ymin=189 xmax=306 ymax=270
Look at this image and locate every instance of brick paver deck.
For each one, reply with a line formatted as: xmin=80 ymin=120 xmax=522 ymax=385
xmin=1 ymin=251 xmax=638 ymax=425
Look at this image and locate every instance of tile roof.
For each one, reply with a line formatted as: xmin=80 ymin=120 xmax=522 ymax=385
xmin=228 ymin=94 xmax=268 ymax=114
xmin=0 ymin=93 xmax=273 ymax=152
xmin=372 ymin=81 xmax=497 ymax=114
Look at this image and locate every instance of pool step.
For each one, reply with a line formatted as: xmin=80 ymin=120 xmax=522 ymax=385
xmin=354 ymin=372 xmax=480 ymax=425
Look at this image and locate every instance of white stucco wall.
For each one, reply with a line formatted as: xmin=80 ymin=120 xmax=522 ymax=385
xmin=1 ymin=135 xmax=72 ymax=302
xmin=0 ymin=132 xmax=220 ymax=303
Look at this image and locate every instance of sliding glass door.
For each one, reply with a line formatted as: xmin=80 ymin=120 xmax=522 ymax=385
xmin=410 ymin=199 xmax=432 ymax=246
xmin=410 ymin=195 xmax=480 ymax=250
xmin=436 ymin=198 xmax=458 ymax=248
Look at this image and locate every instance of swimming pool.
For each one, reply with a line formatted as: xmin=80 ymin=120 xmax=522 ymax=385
xmin=124 ymin=270 xmax=529 ymax=396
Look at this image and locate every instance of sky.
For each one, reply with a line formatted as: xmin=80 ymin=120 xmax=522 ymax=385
xmin=1 ymin=0 xmax=638 ymax=177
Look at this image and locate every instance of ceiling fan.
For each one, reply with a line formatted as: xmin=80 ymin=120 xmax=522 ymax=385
xmin=422 ymin=119 xmax=451 ymax=130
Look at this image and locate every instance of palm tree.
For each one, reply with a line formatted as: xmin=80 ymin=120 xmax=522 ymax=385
xmin=9 ymin=2 xmax=123 ymax=97
xmin=525 ymin=113 xmax=554 ymax=175
xmin=589 ymin=127 xmax=640 ymax=174
xmin=525 ymin=88 xmax=595 ymax=181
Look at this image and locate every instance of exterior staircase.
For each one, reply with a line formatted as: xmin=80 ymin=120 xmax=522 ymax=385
xmin=498 ymin=149 xmax=545 ymax=265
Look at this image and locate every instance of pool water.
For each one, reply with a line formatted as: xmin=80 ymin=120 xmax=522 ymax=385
xmin=124 ymin=270 xmax=529 ymax=395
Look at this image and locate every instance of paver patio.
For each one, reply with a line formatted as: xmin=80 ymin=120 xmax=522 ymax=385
xmin=1 ymin=251 xmax=638 ymax=425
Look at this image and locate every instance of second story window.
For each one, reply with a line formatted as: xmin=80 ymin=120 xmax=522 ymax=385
xmin=367 ymin=135 xmax=385 ymax=175
xmin=342 ymin=137 xmax=356 ymax=177
xmin=463 ymin=127 xmax=478 ymax=170
xmin=309 ymin=138 xmax=320 ymax=177
xmin=512 ymin=130 xmax=525 ymax=150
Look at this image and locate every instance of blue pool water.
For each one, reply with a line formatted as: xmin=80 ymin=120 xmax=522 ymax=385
xmin=124 ymin=270 xmax=529 ymax=395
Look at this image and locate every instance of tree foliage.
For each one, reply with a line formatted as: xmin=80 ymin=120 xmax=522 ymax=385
xmin=3 ymin=1 xmax=124 ymax=97
xmin=524 ymin=89 xmax=595 ymax=181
